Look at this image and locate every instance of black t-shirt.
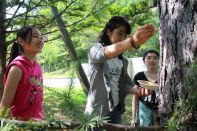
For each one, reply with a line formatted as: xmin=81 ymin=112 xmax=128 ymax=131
xmin=133 ymin=71 xmax=158 ymax=109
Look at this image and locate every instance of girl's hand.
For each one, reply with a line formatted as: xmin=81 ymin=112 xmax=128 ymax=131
xmin=131 ymin=119 xmax=137 ymax=127
xmin=137 ymin=87 xmax=152 ymax=96
xmin=133 ymin=24 xmax=154 ymax=46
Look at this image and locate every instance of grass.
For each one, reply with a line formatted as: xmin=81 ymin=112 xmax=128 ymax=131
xmin=43 ymin=70 xmax=133 ymax=126
xmin=44 ymin=86 xmax=86 ymax=123
xmin=122 ymin=95 xmax=133 ymax=125
xmin=43 ymin=85 xmax=133 ymax=126
xmin=43 ymin=68 xmax=76 ymax=79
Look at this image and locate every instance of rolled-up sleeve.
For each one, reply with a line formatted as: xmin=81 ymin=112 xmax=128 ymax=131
xmin=125 ymin=58 xmax=134 ymax=93
xmin=125 ymin=73 xmax=133 ymax=92
xmin=88 ymin=43 xmax=108 ymax=63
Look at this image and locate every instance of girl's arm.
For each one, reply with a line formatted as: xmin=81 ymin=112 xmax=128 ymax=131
xmin=131 ymin=93 xmax=138 ymax=127
xmin=104 ymin=38 xmax=133 ymax=59
xmin=128 ymin=85 xmax=152 ymax=96
xmin=0 ymin=66 xmax=22 ymax=117
xmin=128 ymin=84 xmax=139 ymax=127
xmin=128 ymin=85 xmax=138 ymax=94
xmin=104 ymin=24 xmax=154 ymax=59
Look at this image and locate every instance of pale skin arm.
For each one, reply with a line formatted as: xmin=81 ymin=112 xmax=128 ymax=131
xmin=0 ymin=66 xmax=22 ymax=117
xmin=128 ymin=86 xmax=138 ymax=94
xmin=128 ymin=84 xmax=152 ymax=127
xmin=131 ymin=85 xmax=139 ymax=127
xmin=128 ymin=85 xmax=151 ymax=96
xmin=104 ymin=24 xmax=154 ymax=59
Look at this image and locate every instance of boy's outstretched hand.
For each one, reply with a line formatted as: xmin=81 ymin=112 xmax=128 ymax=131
xmin=133 ymin=24 xmax=154 ymax=46
xmin=137 ymin=87 xmax=152 ymax=96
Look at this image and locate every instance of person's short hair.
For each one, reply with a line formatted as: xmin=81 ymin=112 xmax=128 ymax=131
xmin=143 ymin=50 xmax=159 ymax=61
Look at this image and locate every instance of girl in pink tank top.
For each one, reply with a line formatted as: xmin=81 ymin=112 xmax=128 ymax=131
xmin=0 ymin=26 xmax=44 ymax=121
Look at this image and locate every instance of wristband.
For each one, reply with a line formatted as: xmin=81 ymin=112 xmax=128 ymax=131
xmin=130 ymin=38 xmax=139 ymax=49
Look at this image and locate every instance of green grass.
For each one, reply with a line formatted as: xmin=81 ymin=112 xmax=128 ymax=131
xmin=122 ymin=95 xmax=133 ymax=125
xmin=43 ymin=69 xmax=68 ymax=79
xmin=43 ymin=68 xmax=77 ymax=79
xmin=44 ymin=86 xmax=133 ymax=126
xmin=44 ymin=86 xmax=86 ymax=122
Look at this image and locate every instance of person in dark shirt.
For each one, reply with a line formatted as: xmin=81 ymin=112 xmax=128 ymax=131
xmin=131 ymin=50 xmax=159 ymax=127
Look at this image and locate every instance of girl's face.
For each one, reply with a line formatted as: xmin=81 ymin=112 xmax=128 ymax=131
xmin=144 ymin=53 xmax=159 ymax=70
xmin=20 ymin=28 xmax=44 ymax=55
xmin=107 ymin=25 xmax=127 ymax=44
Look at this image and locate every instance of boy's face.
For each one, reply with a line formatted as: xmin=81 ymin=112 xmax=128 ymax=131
xmin=107 ymin=25 xmax=127 ymax=44
xmin=144 ymin=53 xmax=159 ymax=70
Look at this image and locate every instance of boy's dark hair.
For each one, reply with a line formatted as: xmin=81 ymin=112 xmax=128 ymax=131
xmin=98 ymin=16 xmax=131 ymax=47
xmin=143 ymin=50 xmax=160 ymax=61
xmin=8 ymin=26 xmax=33 ymax=65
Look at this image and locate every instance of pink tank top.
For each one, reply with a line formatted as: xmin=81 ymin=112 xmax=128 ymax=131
xmin=4 ymin=56 xmax=44 ymax=121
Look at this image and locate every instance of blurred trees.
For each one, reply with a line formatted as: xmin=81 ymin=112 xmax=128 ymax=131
xmin=0 ymin=0 xmax=159 ymax=96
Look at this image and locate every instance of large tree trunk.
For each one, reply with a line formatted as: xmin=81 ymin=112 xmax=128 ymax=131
xmin=158 ymin=0 xmax=197 ymax=126
xmin=50 ymin=6 xmax=89 ymax=95
xmin=0 ymin=0 xmax=7 ymax=99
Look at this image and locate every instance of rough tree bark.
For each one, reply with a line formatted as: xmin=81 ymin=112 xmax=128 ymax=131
xmin=0 ymin=0 xmax=7 ymax=99
xmin=158 ymin=0 xmax=197 ymax=126
xmin=51 ymin=6 xmax=90 ymax=95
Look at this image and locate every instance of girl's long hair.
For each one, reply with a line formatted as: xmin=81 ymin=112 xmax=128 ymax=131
xmin=98 ymin=16 xmax=131 ymax=59
xmin=8 ymin=26 xmax=33 ymax=65
xmin=98 ymin=16 xmax=131 ymax=47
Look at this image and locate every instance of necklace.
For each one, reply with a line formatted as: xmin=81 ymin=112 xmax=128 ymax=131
xmin=144 ymin=71 xmax=158 ymax=82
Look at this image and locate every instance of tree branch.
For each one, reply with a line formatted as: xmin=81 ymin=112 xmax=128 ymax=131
xmin=23 ymin=0 xmax=32 ymax=26
xmin=5 ymin=0 xmax=25 ymax=29
xmin=3 ymin=1 xmax=44 ymax=23
xmin=65 ymin=0 xmax=115 ymax=27
xmin=39 ymin=0 xmax=78 ymax=29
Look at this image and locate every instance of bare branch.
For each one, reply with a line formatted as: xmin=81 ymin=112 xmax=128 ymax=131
xmin=43 ymin=22 xmax=93 ymax=43
xmin=5 ymin=0 xmax=25 ymax=28
xmin=42 ymin=29 xmax=59 ymax=35
xmin=64 ymin=0 xmax=116 ymax=28
xmin=45 ymin=35 xmax=62 ymax=43
xmin=129 ymin=6 xmax=155 ymax=21
xmin=3 ymin=1 xmax=44 ymax=23
xmin=39 ymin=0 xmax=78 ymax=29
xmin=7 ymin=40 xmax=15 ymax=47
xmin=23 ymin=0 xmax=32 ymax=26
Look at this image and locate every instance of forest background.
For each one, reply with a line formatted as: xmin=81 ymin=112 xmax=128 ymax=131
xmin=37 ymin=0 xmax=159 ymax=126
xmin=0 ymin=0 xmax=159 ymax=129
xmin=1 ymin=0 xmax=196 ymax=130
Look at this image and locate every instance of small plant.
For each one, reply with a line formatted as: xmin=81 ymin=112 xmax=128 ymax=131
xmin=167 ymin=58 xmax=197 ymax=130
xmin=0 ymin=107 xmax=10 ymax=118
xmin=0 ymin=118 xmax=48 ymax=131
xmin=77 ymin=113 xmax=109 ymax=131
xmin=1 ymin=122 xmax=19 ymax=131
xmin=167 ymin=98 xmax=191 ymax=131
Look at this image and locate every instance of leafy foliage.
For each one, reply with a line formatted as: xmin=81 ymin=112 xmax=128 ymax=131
xmin=4 ymin=0 xmax=159 ymax=72
xmin=0 ymin=108 xmax=10 ymax=119
xmin=167 ymin=58 xmax=197 ymax=130
xmin=1 ymin=0 xmax=161 ymax=129
xmin=77 ymin=113 xmax=109 ymax=131
xmin=0 ymin=118 xmax=48 ymax=131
